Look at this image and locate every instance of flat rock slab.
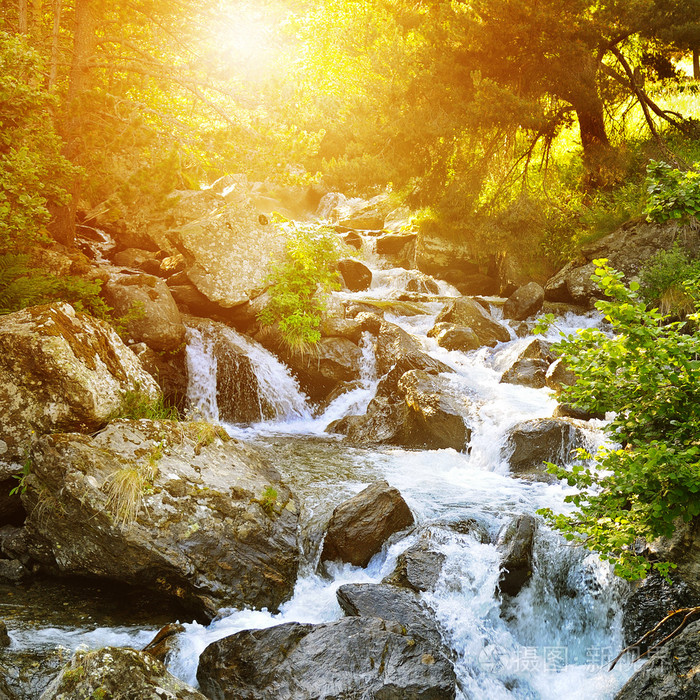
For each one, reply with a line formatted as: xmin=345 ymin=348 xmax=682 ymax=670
xmin=197 ymin=617 xmax=456 ymax=700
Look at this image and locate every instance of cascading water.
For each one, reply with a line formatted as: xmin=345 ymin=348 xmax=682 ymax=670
xmin=6 ymin=211 xmax=638 ymax=700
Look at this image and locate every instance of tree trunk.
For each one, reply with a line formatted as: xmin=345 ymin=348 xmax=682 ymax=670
xmin=48 ymin=0 xmax=62 ymax=89
xmin=18 ymin=0 xmax=28 ymax=33
xmin=50 ymin=0 xmax=99 ymax=246
xmin=694 ymin=48 xmax=699 ymax=80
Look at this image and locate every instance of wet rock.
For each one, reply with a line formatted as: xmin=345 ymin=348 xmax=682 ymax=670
xmin=102 ymin=271 xmax=186 ymax=352
xmin=339 ymin=213 xmax=384 ymax=230
xmin=504 ymin=418 xmax=584 ymax=481
xmin=1 ymin=645 xmax=67 ymax=699
xmin=23 ymin=420 xmax=300 ymax=618
xmin=342 ymin=230 xmax=363 ymax=249
xmin=0 ymin=620 xmax=9 ymax=647
xmin=197 ymin=616 xmax=457 ymax=700
xmin=406 ymin=272 xmax=440 ymax=295
xmin=336 ymin=371 xmax=471 ymax=451
xmin=545 ymin=357 xmax=577 ymax=393
xmin=338 ymin=258 xmax=372 ymax=292
xmin=374 ymin=319 xmax=452 ymax=378
xmin=614 ymin=618 xmax=700 ymax=700
xmin=0 ymin=303 xmax=159 ymax=467
xmin=397 ymin=370 xmax=471 ymax=451
xmin=320 ymin=480 xmax=414 ymax=568
xmin=337 ymin=582 xmax=448 ymax=652
xmin=143 ymin=622 xmax=186 ymax=663
xmin=623 ymin=570 xmax=700 ymax=653
xmin=502 ymin=282 xmax=545 ymax=321
xmin=434 ymin=297 xmax=510 ymax=347
xmin=452 ymin=274 xmax=499 ymax=296
xmin=427 ymin=323 xmax=481 ymax=353
xmin=112 ymin=247 xmax=159 ymax=269
xmin=376 ymin=232 xmax=416 ymax=255
xmin=500 ymin=358 xmax=549 ymax=388
xmin=497 ymin=514 xmax=537 ymax=596
xmin=384 ymin=539 xmax=446 ymax=593
xmin=40 ymin=646 xmax=207 ymax=700
xmin=415 ymin=229 xmax=476 ymax=278
xmin=275 ymin=336 xmax=363 ymax=403
xmin=0 ymin=559 xmax=29 ymax=584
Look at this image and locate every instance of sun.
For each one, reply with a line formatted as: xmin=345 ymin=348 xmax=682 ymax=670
xmin=211 ymin=2 xmax=280 ymax=78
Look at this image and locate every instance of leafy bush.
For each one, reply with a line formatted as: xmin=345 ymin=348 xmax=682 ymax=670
xmin=638 ymin=244 xmax=700 ymax=314
xmin=535 ymin=260 xmax=700 ymax=580
xmin=257 ymin=225 xmax=344 ymax=351
xmin=645 ymin=160 xmax=700 ymax=223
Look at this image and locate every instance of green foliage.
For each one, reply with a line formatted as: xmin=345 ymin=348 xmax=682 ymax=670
xmin=112 ymin=389 xmax=180 ymax=421
xmin=9 ymin=457 xmax=31 ymax=497
xmin=0 ymin=33 xmax=79 ymax=250
xmin=0 ymin=253 xmax=110 ymax=318
xmin=535 ymin=259 xmax=700 ymax=580
xmin=638 ymin=244 xmax=700 ymax=313
xmin=645 ymin=160 xmax=700 ymax=223
xmin=257 ymin=225 xmax=344 ymax=352
xmin=257 ymin=486 xmax=278 ymax=516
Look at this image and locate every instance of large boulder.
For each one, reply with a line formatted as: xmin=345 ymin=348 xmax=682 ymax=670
xmin=197 ymin=617 xmax=456 ymax=700
xmin=647 ymin=517 xmax=700 ymax=598
xmin=0 ymin=303 xmax=159 ymax=468
xmin=433 ymin=297 xmax=510 ymax=347
xmin=320 ymin=480 xmax=414 ymax=568
xmin=40 ymin=646 xmax=207 ymax=700
xmin=155 ymin=178 xmax=290 ymax=308
xmin=415 ymin=229 xmax=476 ymax=277
xmin=102 ymin=271 xmax=186 ymax=352
xmin=23 ymin=420 xmax=300 ymax=618
xmin=502 ymin=282 xmax=545 ymax=321
xmin=497 ymin=514 xmax=537 ymax=597
xmin=545 ymin=218 xmax=700 ymax=306
xmin=500 ymin=338 xmax=556 ymax=389
xmin=504 ymin=418 xmax=585 ymax=480
xmin=614 ymin=619 xmax=700 ymax=700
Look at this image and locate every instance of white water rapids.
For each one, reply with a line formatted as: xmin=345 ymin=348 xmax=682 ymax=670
xmin=8 ymin=217 xmax=638 ymax=699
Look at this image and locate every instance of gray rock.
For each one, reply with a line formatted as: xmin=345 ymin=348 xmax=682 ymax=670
xmin=497 ymin=514 xmax=537 ymax=596
xmin=0 ymin=303 xmax=159 ymax=467
xmin=337 ymin=582 xmax=448 ymax=652
xmin=40 ymin=646 xmax=207 ymax=699
xmin=320 ymin=480 xmax=414 ymax=568
xmin=23 ymin=420 xmax=300 ymax=618
xmin=500 ymin=358 xmax=549 ymax=388
xmin=614 ymin=619 xmax=700 ymax=700
xmin=0 ymin=559 xmax=29 ymax=584
xmin=384 ymin=539 xmax=446 ymax=593
xmin=434 ymin=297 xmax=510 ymax=347
xmin=427 ymin=323 xmax=481 ymax=352
xmin=647 ymin=517 xmax=700 ymax=598
xmin=503 ymin=282 xmax=545 ymax=320
xmin=103 ymin=271 xmax=186 ymax=352
xmin=505 ymin=418 xmax=585 ymax=481
xmin=197 ymin=616 xmax=456 ymax=700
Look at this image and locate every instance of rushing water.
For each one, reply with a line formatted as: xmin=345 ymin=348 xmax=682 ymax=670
xmin=4 ymin=216 xmax=637 ymax=699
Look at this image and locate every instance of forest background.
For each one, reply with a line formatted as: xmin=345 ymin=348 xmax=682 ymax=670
xmin=1 ymin=0 xmax=699 ymax=272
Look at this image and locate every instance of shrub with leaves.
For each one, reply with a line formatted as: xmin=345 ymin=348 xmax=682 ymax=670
xmin=535 ymin=259 xmax=700 ymax=580
xmin=257 ymin=225 xmax=344 ymax=352
xmin=645 ymin=160 xmax=700 ymax=223
xmin=638 ymin=244 xmax=700 ymax=315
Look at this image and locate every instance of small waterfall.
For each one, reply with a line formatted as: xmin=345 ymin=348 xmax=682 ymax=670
xmin=184 ymin=326 xmax=219 ymax=422
xmin=184 ymin=322 xmax=311 ymax=425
